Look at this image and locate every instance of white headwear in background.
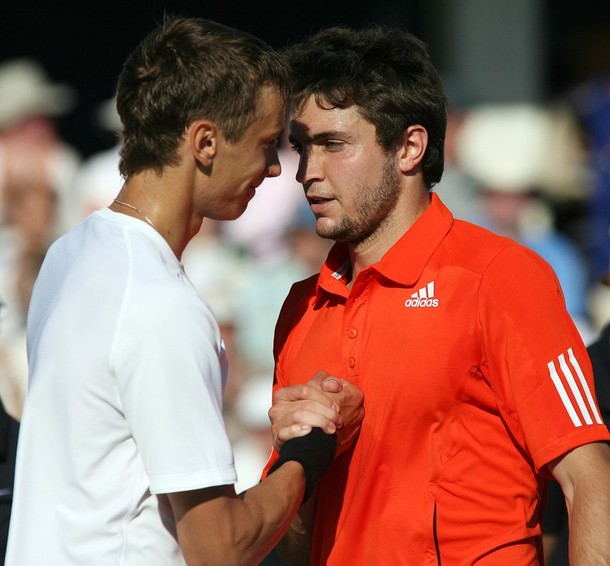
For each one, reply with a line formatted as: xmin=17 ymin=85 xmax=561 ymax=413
xmin=0 ymin=58 xmax=76 ymax=130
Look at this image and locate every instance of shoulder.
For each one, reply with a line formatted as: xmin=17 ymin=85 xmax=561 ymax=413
xmin=273 ymin=274 xmax=319 ymax=349
xmin=288 ymin=273 xmax=319 ymax=296
xmin=450 ymin=218 xmax=522 ymax=259
xmin=447 ymin=219 xmax=557 ymax=283
xmin=278 ymin=274 xmax=318 ymax=323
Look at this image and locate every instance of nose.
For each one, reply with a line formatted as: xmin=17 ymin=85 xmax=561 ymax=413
xmin=265 ymin=146 xmax=281 ymax=178
xmin=295 ymin=149 xmax=323 ymax=186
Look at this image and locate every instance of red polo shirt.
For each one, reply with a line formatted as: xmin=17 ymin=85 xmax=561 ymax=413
xmin=267 ymin=194 xmax=609 ymax=565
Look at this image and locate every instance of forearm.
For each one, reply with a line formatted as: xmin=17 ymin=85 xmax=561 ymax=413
xmin=172 ymin=427 xmax=337 ymax=565
xmin=551 ymin=442 xmax=610 ymax=566
xmin=565 ymin=469 xmax=610 ymax=565
xmin=175 ymin=462 xmax=306 ymax=566
xmin=236 ymin=462 xmax=309 ymax=564
xmin=276 ymin=488 xmax=318 ymax=566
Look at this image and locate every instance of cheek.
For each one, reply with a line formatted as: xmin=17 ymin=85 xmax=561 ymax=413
xmin=243 ymin=151 xmax=266 ymax=176
xmin=324 ymin=156 xmax=358 ymax=188
xmin=343 ymin=149 xmax=379 ymax=179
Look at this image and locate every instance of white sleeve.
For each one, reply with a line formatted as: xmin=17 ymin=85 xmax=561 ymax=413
xmin=111 ymin=276 xmax=236 ymax=494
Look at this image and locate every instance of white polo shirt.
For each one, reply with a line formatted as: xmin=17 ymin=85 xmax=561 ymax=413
xmin=6 ymin=208 xmax=237 ymax=565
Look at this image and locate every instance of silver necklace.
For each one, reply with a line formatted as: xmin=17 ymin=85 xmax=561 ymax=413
xmin=113 ymin=199 xmax=156 ymax=230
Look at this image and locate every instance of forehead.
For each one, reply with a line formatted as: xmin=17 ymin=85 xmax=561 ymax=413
xmin=289 ymin=96 xmax=372 ymax=138
xmin=246 ymin=85 xmax=286 ymax=137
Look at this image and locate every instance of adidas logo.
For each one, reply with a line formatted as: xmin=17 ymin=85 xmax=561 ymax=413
xmin=404 ymin=281 xmax=439 ymax=308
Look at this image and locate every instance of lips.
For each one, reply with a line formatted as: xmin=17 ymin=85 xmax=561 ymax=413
xmin=307 ymin=195 xmax=334 ymax=215
xmin=307 ymin=195 xmax=330 ymax=204
xmin=306 ymin=188 xmax=334 ymax=203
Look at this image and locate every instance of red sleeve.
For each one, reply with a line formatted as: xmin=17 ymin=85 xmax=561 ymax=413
xmin=478 ymin=244 xmax=610 ymax=476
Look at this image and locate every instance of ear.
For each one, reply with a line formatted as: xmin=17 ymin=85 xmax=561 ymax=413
xmin=397 ymin=125 xmax=428 ymax=174
xmin=188 ymin=120 xmax=217 ymax=167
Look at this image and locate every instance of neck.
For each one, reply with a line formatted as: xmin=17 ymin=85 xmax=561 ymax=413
xmin=348 ymin=188 xmax=431 ymax=283
xmin=111 ymin=169 xmax=202 ymax=259
xmin=113 ymin=198 xmax=157 ymax=230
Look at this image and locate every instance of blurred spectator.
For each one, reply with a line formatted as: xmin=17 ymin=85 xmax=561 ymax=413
xmin=0 ymin=58 xmax=79 ymax=421
xmin=0 ymin=58 xmax=79 ymax=420
xmin=568 ymin=78 xmax=610 ymax=282
xmin=0 ymin=58 xmax=80 ymax=233
xmin=567 ymin=78 xmax=610 ymax=330
xmin=456 ymin=104 xmax=595 ymax=342
xmin=434 ymin=77 xmax=480 ymax=220
xmin=0 ymin=59 xmax=78 ymax=329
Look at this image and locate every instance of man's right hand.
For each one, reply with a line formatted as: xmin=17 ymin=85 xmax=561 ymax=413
xmin=269 ymin=371 xmax=364 ymax=456
xmin=318 ymin=375 xmax=364 ymax=456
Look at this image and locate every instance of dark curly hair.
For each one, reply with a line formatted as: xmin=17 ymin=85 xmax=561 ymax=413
xmin=285 ymin=25 xmax=447 ymax=188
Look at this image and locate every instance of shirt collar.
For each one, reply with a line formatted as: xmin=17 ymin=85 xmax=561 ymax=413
xmin=316 ymin=193 xmax=454 ymax=296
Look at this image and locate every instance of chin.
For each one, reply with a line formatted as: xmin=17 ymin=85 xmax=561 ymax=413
xmin=231 ymin=203 xmax=251 ymax=221
xmin=314 ymin=218 xmax=337 ymax=238
xmin=211 ymin=206 xmax=245 ymax=222
xmin=223 ymin=211 xmax=244 ymax=221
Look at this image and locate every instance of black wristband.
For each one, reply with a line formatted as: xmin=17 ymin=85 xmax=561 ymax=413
xmin=268 ymin=427 xmax=337 ymax=501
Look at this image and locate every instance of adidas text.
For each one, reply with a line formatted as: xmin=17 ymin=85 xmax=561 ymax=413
xmin=404 ymin=297 xmax=439 ymax=307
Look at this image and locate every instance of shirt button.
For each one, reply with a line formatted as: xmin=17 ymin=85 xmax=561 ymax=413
xmin=348 ymin=357 xmax=356 ymax=368
xmin=348 ymin=329 xmax=357 ymax=338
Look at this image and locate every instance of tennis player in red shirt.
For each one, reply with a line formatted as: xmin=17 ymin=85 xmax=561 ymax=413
xmin=265 ymin=25 xmax=610 ymax=565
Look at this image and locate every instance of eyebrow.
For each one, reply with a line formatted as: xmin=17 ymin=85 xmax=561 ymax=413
xmin=288 ymin=130 xmax=352 ymax=145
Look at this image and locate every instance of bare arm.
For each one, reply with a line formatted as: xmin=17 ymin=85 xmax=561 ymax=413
xmin=548 ymin=442 xmax=610 ymax=565
xmin=169 ymin=462 xmax=306 ymax=566
xmin=275 ymin=485 xmax=319 ymax=566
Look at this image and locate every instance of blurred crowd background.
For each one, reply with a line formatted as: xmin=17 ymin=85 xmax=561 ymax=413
xmin=1 ymin=0 xmax=610 ymax=497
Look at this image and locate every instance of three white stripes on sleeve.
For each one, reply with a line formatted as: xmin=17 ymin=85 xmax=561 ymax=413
xmin=547 ymin=348 xmax=603 ymax=427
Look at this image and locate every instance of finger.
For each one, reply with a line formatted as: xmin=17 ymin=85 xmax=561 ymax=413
xmin=304 ymin=371 xmax=334 ymax=390
xmin=270 ymin=399 xmax=342 ymax=425
xmin=273 ymin=423 xmax=314 ymax=451
xmin=320 ymin=377 xmax=342 ymax=393
xmin=276 ymin=423 xmax=313 ymax=442
xmin=273 ymin=383 xmax=340 ymax=412
xmin=271 ymin=405 xmax=340 ymax=431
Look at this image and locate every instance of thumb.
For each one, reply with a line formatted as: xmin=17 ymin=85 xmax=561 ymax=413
xmin=320 ymin=377 xmax=343 ymax=393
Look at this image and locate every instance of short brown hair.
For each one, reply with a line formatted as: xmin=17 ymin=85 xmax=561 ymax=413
xmin=116 ymin=17 xmax=290 ymax=178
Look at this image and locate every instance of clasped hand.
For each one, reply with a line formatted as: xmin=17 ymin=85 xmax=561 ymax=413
xmin=269 ymin=370 xmax=364 ymax=457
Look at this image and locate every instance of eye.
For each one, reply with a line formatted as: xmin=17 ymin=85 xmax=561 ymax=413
xmin=324 ymin=140 xmax=343 ymax=151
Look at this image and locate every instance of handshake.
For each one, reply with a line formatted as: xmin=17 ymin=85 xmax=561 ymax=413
xmin=267 ymin=371 xmax=365 ymax=499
